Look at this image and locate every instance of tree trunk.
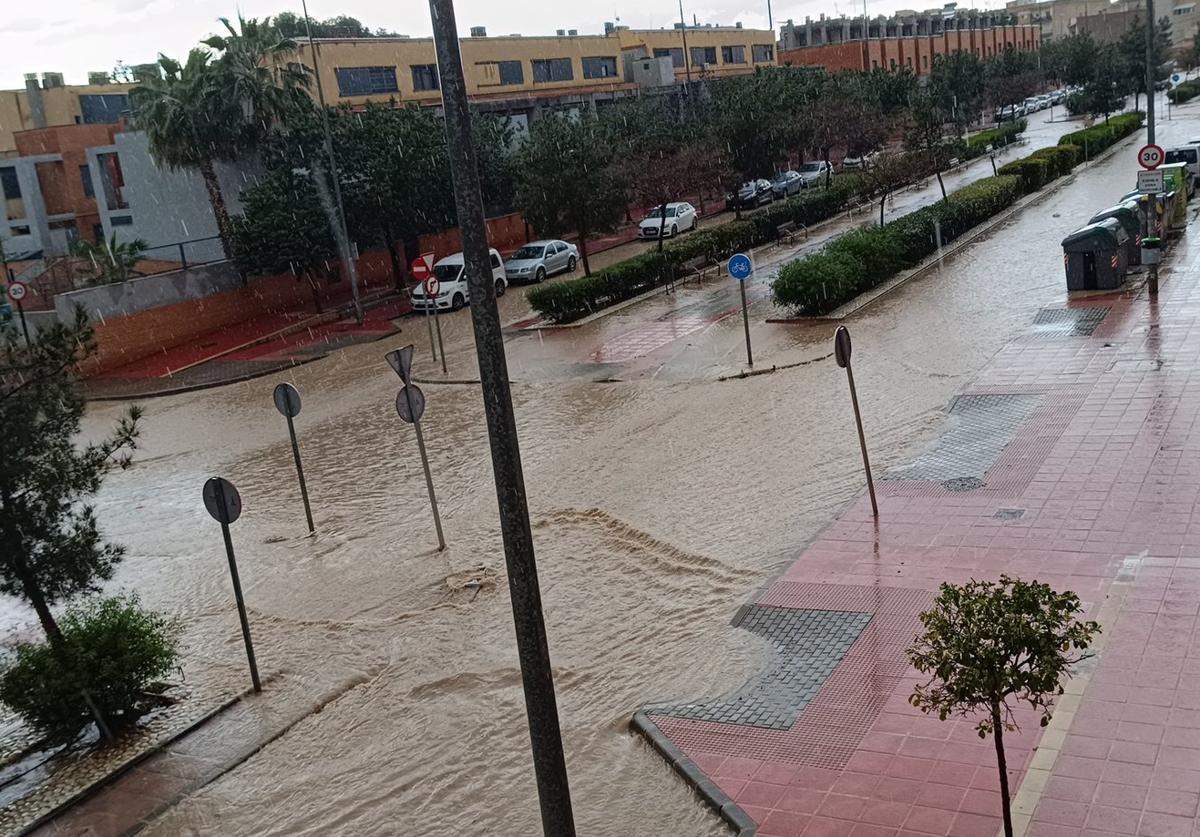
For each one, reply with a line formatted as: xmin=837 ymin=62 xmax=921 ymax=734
xmin=382 ymin=227 xmax=404 ymax=291
xmin=880 ymin=192 xmax=887 ymax=226
xmin=658 ymin=203 xmax=668 ymax=252
xmin=198 ymin=158 xmax=235 ymax=261
xmin=578 ymin=232 xmax=592 ymax=277
xmin=306 ymin=270 xmax=324 ymax=314
xmin=992 ymin=705 xmax=1014 ymax=837
xmin=824 ymin=155 xmax=833 ymax=189
xmin=936 ymin=169 xmax=948 ymax=201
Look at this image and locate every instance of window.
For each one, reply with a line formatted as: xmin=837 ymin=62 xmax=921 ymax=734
xmin=654 ymin=47 xmax=685 ymax=68
xmin=78 ymin=93 xmax=129 ymax=124
xmin=411 ymin=64 xmax=439 ymax=91
xmin=752 ymin=44 xmax=774 ymax=63
xmin=490 ymin=253 xmax=502 ymax=269
xmin=922 ymin=55 xmax=929 ymax=68
xmin=499 ymin=60 xmax=523 ymax=85
xmin=906 ymin=56 xmax=913 ymax=67
xmin=532 ymin=58 xmax=573 ymax=82
xmin=721 ymin=45 xmax=746 ymax=64
xmin=582 ymin=56 xmax=618 ymax=79
xmin=335 ymin=66 xmax=399 ymax=96
xmin=889 ymin=58 xmax=897 ymax=69
xmin=691 ymin=46 xmax=717 ymax=66
xmin=110 ymin=215 xmax=133 ymax=226
xmin=0 ymin=168 xmax=20 ymax=200
xmin=10 ymin=225 xmax=30 ymax=236
xmin=80 ymin=164 xmax=94 ymax=198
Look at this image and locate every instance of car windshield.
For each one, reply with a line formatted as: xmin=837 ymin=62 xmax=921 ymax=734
xmin=433 ymin=263 xmax=462 ymax=281
xmin=773 ymin=173 xmax=793 ymax=182
xmin=1167 ymin=150 xmax=1197 ymax=163
xmin=799 ymin=163 xmax=822 ymax=173
xmin=645 ymin=206 xmax=677 ymax=218
xmin=512 ymin=246 xmax=545 ymax=259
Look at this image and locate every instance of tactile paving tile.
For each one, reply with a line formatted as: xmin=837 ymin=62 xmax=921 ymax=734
xmin=1027 ymin=306 xmax=1111 ymax=337
xmin=885 ymin=393 xmax=1043 ymax=482
xmin=651 ymin=607 xmax=872 ymax=729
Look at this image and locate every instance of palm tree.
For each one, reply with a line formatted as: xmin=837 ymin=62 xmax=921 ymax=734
xmin=129 ymin=17 xmax=310 ymax=260
xmin=71 ymin=234 xmax=148 ymax=285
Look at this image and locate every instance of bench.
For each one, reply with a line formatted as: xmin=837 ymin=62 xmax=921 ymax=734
xmin=673 ymin=255 xmax=709 ymax=288
xmin=775 ymin=220 xmax=808 ymax=245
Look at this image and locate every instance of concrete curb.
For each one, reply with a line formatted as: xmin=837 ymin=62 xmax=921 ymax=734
xmin=630 ymin=711 xmax=757 ymax=836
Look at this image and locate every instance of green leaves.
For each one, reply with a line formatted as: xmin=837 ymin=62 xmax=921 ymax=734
xmin=907 ymin=576 xmax=1100 ymax=740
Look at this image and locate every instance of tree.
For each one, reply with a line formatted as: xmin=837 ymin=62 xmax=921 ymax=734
xmin=1071 ymin=44 xmax=1128 ymax=122
xmin=70 ymin=234 xmax=148 ymax=285
xmin=983 ymin=47 xmax=1041 ymax=111
xmin=1118 ymin=14 xmax=1172 ymax=110
xmin=932 ymin=52 xmax=986 ymax=123
xmin=130 ymin=17 xmax=310 ymax=260
xmin=905 ymin=88 xmax=960 ymax=200
xmin=807 ymin=72 xmax=898 ymax=188
xmin=908 ymin=577 xmax=1100 ymax=837
xmin=626 ymin=145 xmax=716 ymax=250
xmin=1191 ymin=22 xmax=1200 ymax=69
xmin=514 ymin=112 xmax=625 ymax=276
xmin=861 ymin=152 xmax=914 ymax=226
xmin=272 ymin=12 xmax=398 ymax=39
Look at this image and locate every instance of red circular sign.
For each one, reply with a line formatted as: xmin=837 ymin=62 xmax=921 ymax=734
xmin=6 ymin=281 xmax=27 ymax=302
xmin=1139 ymin=144 xmax=1165 ymax=170
xmin=410 ymin=253 xmax=433 ymax=281
xmin=424 ymin=276 xmax=440 ymax=298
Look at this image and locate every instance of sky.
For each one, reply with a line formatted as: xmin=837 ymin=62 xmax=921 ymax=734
xmin=0 ymin=0 xmax=1008 ymax=89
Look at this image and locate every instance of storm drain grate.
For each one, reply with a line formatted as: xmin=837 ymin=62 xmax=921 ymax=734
xmin=651 ymin=607 xmax=871 ymax=730
xmin=1029 ymin=306 xmax=1110 ymax=337
xmin=886 ymin=393 xmax=1043 ymax=483
xmin=994 ymin=507 xmax=1026 ymax=520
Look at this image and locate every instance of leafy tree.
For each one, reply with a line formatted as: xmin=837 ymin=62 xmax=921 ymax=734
xmin=861 ymin=152 xmax=915 ymax=226
xmin=908 ymin=577 xmax=1100 ymax=837
xmin=130 ymin=17 xmax=310 ymax=260
xmin=931 ymin=52 xmax=986 ymax=122
xmin=70 ymin=234 xmax=148 ymax=285
xmin=1071 ymin=44 xmax=1128 ymax=122
xmin=983 ymin=47 xmax=1041 ymax=110
xmin=1118 ymin=14 xmax=1172 ymax=110
xmin=905 ymin=88 xmax=960 ymax=199
xmin=272 ymin=12 xmax=398 ymax=39
xmin=514 ymin=112 xmax=625 ymax=276
xmin=806 ymin=72 xmax=898 ymax=188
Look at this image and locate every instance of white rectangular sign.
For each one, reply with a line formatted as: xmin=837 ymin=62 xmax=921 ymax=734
xmin=1138 ymin=169 xmax=1164 ymax=194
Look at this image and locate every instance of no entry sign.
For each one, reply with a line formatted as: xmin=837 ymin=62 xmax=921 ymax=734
xmin=410 ymin=252 xmax=435 ymax=281
xmin=1138 ymin=144 xmax=1165 ymax=170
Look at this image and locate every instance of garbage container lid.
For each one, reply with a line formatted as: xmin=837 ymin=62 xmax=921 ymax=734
xmin=1062 ymin=218 xmax=1123 ymax=250
xmin=1089 ymin=204 xmax=1138 ymax=233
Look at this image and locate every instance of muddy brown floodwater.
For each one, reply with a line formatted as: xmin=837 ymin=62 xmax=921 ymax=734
xmin=67 ymin=120 xmax=1177 ymax=835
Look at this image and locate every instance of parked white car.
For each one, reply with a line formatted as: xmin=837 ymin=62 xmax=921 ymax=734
xmin=505 ymin=239 xmax=578 ymax=283
xmin=841 ymin=151 xmax=879 ymax=170
xmin=797 ymin=160 xmax=832 ymax=186
xmin=638 ymin=202 xmax=698 ymax=238
xmin=410 ymin=248 xmax=507 ymax=311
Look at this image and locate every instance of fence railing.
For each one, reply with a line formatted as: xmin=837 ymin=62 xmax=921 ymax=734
xmin=139 ymin=236 xmax=225 ymax=272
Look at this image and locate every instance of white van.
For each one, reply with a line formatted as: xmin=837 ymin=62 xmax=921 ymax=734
xmin=1166 ymin=144 xmax=1200 ymax=197
xmin=410 ymin=248 xmax=507 ymax=311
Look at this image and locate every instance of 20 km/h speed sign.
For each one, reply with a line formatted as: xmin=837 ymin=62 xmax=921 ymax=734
xmin=1139 ymin=144 xmax=1165 ymax=170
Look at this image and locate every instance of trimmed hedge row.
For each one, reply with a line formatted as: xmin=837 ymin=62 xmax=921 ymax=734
xmin=963 ymin=119 xmax=1027 ymax=158
xmin=527 ymin=177 xmax=865 ymax=322
xmin=1168 ymin=80 xmax=1200 ymax=104
xmin=772 ymin=175 xmax=1023 ymax=315
xmin=1058 ymin=112 xmax=1145 ymax=157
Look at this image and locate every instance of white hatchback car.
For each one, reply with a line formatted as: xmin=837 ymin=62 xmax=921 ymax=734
xmin=638 ymin=202 xmax=698 ymax=239
xmin=410 ymin=248 xmax=507 ymax=311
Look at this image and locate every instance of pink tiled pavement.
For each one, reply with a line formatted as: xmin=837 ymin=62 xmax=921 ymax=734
xmin=643 ymin=243 xmax=1200 ymax=835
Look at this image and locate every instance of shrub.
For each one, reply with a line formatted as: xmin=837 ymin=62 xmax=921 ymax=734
xmin=772 ymin=174 xmax=1021 ymax=315
xmin=998 ymin=156 xmax=1053 ymax=193
xmin=0 ymin=595 xmax=181 ymax=743
xmin=1032 ymin=144 xmax=1080 ymax=178
xmin=1058 ymin=112 xmax=1144 ymax=158
xmin=528 ymin=177 xmax=870 ymax=322
xmin=1169 ymin=79 xmax=1200 ymax=104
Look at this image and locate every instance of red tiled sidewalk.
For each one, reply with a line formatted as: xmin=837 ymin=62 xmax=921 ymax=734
xmin=641 ymin=246 xmax=1200 ymax=835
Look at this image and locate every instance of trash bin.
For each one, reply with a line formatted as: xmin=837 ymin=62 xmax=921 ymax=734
xmin=1142 ymin=236 xmax=1162 ymax=265
xmin=1161 ymin=163 xmax=1190 ymax=229
xmin=1089 ymin=204 xmax=1142 ymax=266
xmin=1061 ymin=218 xmax=1128 ymax=291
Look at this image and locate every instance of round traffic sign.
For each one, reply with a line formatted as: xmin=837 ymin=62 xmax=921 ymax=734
xmin=395 ymin=384 xmax=426 ymax=424
xmin=203 ymin=477 xmax=243 ymax=525
xmin=834 ymin=326 xmax=852 ymax=368
xmin=1173 ymin=73 xmax=1181 ymax=83
xmin=728 ymin=253 xmax=753 ymax=282
xmin=6 ymin=282 xmax=27 ymax=302
xmin=410 ymin=252 xmax=434 ymax=281
xmin=272 ymin=382 xmax=301 ymax=418
xmin=1139 ymin=144 xmax=1165 ymax=170
xmin=424 ymin=276 xmax=440 ymax=298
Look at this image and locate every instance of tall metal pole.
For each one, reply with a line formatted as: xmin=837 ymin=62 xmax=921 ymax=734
xmin=426 ymin=3 xmax=576 ymax=835
xmin=679 ymin=0 xmax=693 ymax=84
xmin=1146 ymin=0 xmax=1156 ymax=147
xmin=302 ymin=0 xmax=363 ymax=325
xmin=285 ymin=413 xmax=315 ymax=534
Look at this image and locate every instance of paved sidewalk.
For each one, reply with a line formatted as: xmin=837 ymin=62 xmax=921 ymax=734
xmin=638 ymin=234 xmax=1200 ymax=834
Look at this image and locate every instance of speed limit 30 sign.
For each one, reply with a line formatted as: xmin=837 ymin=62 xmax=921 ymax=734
xmin=1139 ymin=144 xmax=1165 ymax=170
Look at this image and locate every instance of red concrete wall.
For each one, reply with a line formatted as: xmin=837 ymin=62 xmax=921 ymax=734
xmin=81 ymin=247 xmax=398 ymax=376
xmin=780 ymin=26 xmax=1040 ymax=77
xmin=416 ymin=212 xmax=529 ymax=262
xmin=779 ymin=43 xmax=867 ymax=72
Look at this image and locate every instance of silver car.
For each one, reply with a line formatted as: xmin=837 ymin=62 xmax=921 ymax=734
xmin=504 ymin=239 xmax=579 ymax=284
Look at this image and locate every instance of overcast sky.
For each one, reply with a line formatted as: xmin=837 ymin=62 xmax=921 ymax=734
xmin=1 ymin=0 xmax=1007 ymax=89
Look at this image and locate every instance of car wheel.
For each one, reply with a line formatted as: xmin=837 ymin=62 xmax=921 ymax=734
xmin=495 ymin=280 xmax=506 ymax=297
xmin=670 ymin=225 xmax=678 ymax=236
xmin=567 ymin=255 xmax=577 ymax=272
xmin=535 ymin=267 xmax=546 ymax=283
xmin=452 ymin=293 xmax=466 ymax=310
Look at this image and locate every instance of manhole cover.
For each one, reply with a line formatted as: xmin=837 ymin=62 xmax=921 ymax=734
xmin=943 ymin=476 xmax=984 ymax=491
xmin=993 ymin=508 xmax=1025 ymax=520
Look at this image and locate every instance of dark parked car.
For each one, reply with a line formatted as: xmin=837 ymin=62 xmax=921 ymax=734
xmin=727 ymin=179 xmax=775 ymax=210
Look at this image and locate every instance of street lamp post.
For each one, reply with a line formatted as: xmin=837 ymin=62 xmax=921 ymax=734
xmin=426 ymin=0 xmax=577 ymax=834
xmin=301 ymin=0 xmax=363 ymax=325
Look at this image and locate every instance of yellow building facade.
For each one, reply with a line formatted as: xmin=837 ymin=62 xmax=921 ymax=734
xmin=0 ymin=81 xmax=133 ymax=158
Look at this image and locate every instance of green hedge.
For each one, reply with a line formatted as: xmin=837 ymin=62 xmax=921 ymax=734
xmin=1169 ymin=79 xmax=1200 ymax=104
xmin=997 ymin=156 xmax=1053 ymax=192
xmin=1031 ymin=144 xmax=1080 ymax=178
xmin=1058 ymin=112 xmax=1145 ymax=157
xmin=527 ymin=177 xmax=866 ymax=322
xmin=773 ymin=175 xmax=1023 ymax=316
xmin=963 ymin=119 xmax=1027 ymax=159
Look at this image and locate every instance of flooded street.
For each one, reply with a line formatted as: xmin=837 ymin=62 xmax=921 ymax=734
xmin=70 ymin=108 xmax=1191 ymax=835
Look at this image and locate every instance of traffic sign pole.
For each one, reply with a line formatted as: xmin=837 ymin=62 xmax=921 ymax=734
xmin=387 ymin=346 xmax=446 ymax=551
xmin=834 ymin=327 xmax=878 ymax=519
xmin=273 ymin=384 xmax=313 ymax=534
xmin=202 ymin=477 xmax=261 ymax=693
xmin=1138 ymin=145 xmax=1164 ymax=299
xmin=6 ymin=282 xmax=30 ymax=345
xmin=728 ymin=253 xmax=754 ymax=368
xmin=15 ymin=299 xmax=28 ymax=346
xmin=409 ymin=395 xmax=446 ymax=552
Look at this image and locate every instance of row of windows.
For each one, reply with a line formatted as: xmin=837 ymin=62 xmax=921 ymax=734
xmin=334 ymin=46 xmax=771 ymax=96
xmin=871 ymin=42 xmax=1033 ymax=71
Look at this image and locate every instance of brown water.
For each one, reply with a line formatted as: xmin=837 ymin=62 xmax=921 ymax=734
xmin=67 ymin=119 xmax=1176 ymax=835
